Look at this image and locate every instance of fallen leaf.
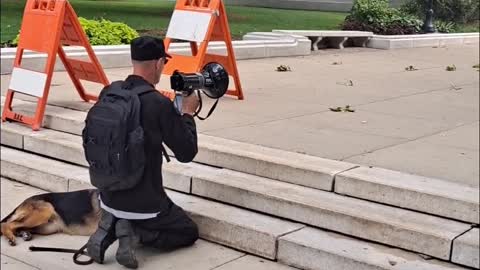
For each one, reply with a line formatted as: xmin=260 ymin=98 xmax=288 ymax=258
xmin=388 ymin=260 xmax=397 ymax=266
xmin=405 ymin=65 xmax=418 ymax=71
xmin=446 ymin=65 xmax=456 ymax=71
xmin=275 ymin=65 xmax=292 ymax=72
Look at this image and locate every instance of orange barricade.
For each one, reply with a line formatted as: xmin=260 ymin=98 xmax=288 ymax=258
xmin=162 ymin=0 xmax=244 ymax=100
xmin=2 ymin=0 xmax=109 ymax=130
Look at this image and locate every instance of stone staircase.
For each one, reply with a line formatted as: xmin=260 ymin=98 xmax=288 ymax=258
xmin=1 ymin=98 xmax=479 ymax=270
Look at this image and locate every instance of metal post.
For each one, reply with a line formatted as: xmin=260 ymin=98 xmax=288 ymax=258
xmin=423 ymin=0 xmax=436 ymax=33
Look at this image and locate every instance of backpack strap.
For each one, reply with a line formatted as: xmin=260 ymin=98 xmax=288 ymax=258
xmin=130 ymin=84 xmax=171 ymax=163
xmin=131 ymin=84 xmax=155 ymax=96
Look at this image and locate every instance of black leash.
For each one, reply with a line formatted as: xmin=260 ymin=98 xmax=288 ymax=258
xmin=29 ymin=244 xmax=94 ymax=265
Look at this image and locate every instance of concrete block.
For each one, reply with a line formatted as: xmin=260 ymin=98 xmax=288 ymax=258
xmin=367 ymin=38 xmax=390 ymax=50
xmin=23 ymin=128 xmax=88 ymax=167
xmin=278 ymin=227 xmax=469 ymax=270
xmin=464 ymin=36 xmax=480 ymax=44
xmin=167 ymin=190 xmax=304 ymax=259
xmin=335 ymin=166 xmax=480 ymax=224
xmin=388 ymin=39 xmax=414 ymax=49
xmin=413 ymin=38 xmax=440 ymax=48
xmin=163 ymin=161 xmax=222 ymax=193
xmin=0 ymin=146 xmax=76 ymax=192
xmin=439 ymin=37 xmax=464 ymax=47
xmin=12 ymin=100 xmax=87 ymax=135
xmin=0 ymin=123 xmax=25 ymax=148
xmin=196 ymin=134 xmax=357 ymax=191
xmin=191 ymin=168 xmax=471 ymax=259
xmin=452 ymin=228 xmax=480 ymax=269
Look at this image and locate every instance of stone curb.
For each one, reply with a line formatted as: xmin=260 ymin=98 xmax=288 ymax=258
xmin=452 ymin=228 xmax=480 ymax=269
xmin=243 ymin=31 xmax=479 ymax=50
xmin=190 ymin=168 xmax=472 ymax=260
xmin=0 ymin=146 xmax=304 ymax=260
xmin=335 ymin=166 xmax=480 ymax=224
xmin=278 ymin=227 xmax=470 ymax=270
xmin=1 ymin=100 xmax=478 ymax=225
xmin=0 ymin=38 xmax=311 ymax=74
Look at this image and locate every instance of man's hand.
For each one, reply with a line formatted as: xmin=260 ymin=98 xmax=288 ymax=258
xmin=182 ymin=91 xmax=200 ymax=116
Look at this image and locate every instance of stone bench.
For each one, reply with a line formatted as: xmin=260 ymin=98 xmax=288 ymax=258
xmin=273 ymin=30 xmax=374 ymax=50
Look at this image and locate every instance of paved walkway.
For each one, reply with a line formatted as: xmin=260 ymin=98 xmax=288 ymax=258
xmin=1 ymin=44 xmax=478 ymax=187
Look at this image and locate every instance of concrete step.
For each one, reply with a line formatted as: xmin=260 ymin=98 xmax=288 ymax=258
xmin=4 ymin=98 xmax=357 ymax=192
xmin=452 ymin=228 xmax=480 ymax=268
xmin=0 ymin=138 xmax=474 ymax=261
xmin=2 ymin=101 xmax=478 ymax=225
xmin=2 ymin=151 xmax=476 ymax=270
xmin=277 ymin=226 xmax=470 ymax=270
xmin=0 ymin=147 xmax=304 ymax=260
xmin=191 ymin=168 xmax=473 ymax=261
xmin=1 ymin=178 xmax=299 ymax=270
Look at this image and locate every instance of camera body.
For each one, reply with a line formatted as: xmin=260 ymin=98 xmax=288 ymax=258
xmin=170 ymin=62 xmax=229 ymax=99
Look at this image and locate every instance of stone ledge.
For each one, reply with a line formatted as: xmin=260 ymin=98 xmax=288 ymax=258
xmin=335 ymin=166 xmax=480 ymax=224
xmin=0 ymin=38 xmax=311 ymax=74
xmin=191 ymin=167 xmax=472 ymax=260
xmin=452 ymin=228 xmax=480 ymax=269
xmin=367 ymin=33 xmax=479 ymax=50
xmin=278 ymin=227 xmax=470 ymax=270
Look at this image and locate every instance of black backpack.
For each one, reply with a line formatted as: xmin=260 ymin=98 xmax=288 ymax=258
xmin=82 ymin=81 xmax=160 ymax=191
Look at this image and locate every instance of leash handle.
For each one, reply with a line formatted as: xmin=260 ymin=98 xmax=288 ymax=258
xmin=30 ymin=244 xmax=94 ymax=265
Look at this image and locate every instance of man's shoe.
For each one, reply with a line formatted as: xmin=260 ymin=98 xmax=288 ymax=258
xmin=87 ymin=210 xmax=118 ymax=264
xmin=115 ymin=219 xmax=139 ymax=269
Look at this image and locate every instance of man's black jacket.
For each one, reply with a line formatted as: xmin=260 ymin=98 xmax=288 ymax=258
xmin=99 ymin=75 xmax=198 ymax=213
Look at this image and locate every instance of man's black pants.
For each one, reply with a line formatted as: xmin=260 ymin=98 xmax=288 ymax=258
xmin=130 ymin=202 xmax=199 ymax=250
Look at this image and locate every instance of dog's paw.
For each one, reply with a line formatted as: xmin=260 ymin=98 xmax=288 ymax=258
xmin=20 ymin=231 xmax=32 ymax=241
xmin=8 ymin=238 xmax=16 ymax=246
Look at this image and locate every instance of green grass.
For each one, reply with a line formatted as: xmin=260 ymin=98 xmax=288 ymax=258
xmin=0 ymin=0 xmax=347 ymax=43
xmin=456 ymin=22 xmax=480 ymax=33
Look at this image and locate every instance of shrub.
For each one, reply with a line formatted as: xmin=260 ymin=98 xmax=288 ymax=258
xmin=79 ymin=17 xmax=139 ymax=45
xmin=401 ymin=0 xmax=479 ymax=24
xmin=12 ymin=17 xmax=139 ymax=46
xmin=342 ymin=0 xmax=423 ymax=35
xmin=435 ymin=21 xmax=457 ymax=33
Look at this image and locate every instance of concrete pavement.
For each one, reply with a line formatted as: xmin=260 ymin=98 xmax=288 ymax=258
xmin=1 ymin=44 xmax=478 ymax=188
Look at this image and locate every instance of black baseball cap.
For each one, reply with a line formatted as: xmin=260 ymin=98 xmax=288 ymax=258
xmin=130 ymin=36 xmax=172 ymax=61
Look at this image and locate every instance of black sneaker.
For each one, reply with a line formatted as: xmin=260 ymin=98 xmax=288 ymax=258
xmin=87 ymin=210 xmax=118 ymax=264
xmin=115 ymin=219 xmax=139 ymax=269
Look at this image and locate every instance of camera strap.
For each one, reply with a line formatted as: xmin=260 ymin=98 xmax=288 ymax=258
xmin=194 ymin=91 xmax=219 ymax=121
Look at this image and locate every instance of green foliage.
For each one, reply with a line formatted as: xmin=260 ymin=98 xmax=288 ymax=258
xmin=349 ymin=0 xmax=395 ymax=25
xmin=343 ymin=0 xmax=423 ymax=35
xmin=12 ymin=17 xmax=139 ymax=46
xmin=401 ymin=0 xmax=479 ymax=24
xmin=435 ymin=21 xmax=457 ymax=33
xmin=78 ymin=17 xmax=139 ymax=45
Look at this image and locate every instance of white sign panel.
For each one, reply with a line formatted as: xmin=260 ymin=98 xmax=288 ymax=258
xmin=166 ymin=10 xmax=212 ymax=43
xmin=9 ymin=67 xmax=47 ymax=97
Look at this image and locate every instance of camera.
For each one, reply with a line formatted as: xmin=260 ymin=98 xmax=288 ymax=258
xmin=170 ymin=62 xmax=229 ymax=99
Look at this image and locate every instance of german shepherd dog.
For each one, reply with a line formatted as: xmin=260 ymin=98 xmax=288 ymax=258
xmin=1 ymin=189 xmax=101 ymax=246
